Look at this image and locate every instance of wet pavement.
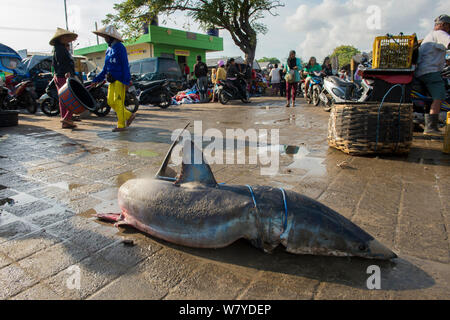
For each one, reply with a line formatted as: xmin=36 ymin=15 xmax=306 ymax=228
xmin=0 ymin=97 xmax=449 ymax=300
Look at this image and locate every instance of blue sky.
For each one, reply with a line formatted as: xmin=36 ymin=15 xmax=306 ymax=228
xmin=1 ymin=0 xmax=449 ymax=63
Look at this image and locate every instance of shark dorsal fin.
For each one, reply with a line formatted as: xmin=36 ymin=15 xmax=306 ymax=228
xmin=176 ymin=139 xmax=217 ymax=186
xmin=156 ymin=123 xmax=189 ymax=181
xmin=155 ymin=123 xmax=216 ymax=186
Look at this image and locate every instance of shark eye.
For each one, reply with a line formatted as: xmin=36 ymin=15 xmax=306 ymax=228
xmin=359 ymin=244 xmax=367 ymax=251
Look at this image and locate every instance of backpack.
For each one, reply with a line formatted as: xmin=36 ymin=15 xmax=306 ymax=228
xmin=197 ymin=62 xmax=208 ymax=77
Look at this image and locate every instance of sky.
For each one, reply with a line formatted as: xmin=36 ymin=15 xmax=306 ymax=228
xmin=1 ymin=0 xmax=449 ymax=63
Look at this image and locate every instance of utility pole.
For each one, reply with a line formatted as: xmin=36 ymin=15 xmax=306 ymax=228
xmin=64 ymin=0 xmax=69 ymax=30
xmin=95 ymin=22 xmax=99 ymax=45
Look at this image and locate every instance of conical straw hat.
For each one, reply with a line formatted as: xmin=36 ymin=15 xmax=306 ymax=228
xmin=93 ymin=25 xmax=124 ymax=42
xmin=49 ymin=28 xmax=78 ymax=46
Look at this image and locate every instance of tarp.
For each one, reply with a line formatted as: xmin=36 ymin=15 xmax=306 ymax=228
xmin=0 ymin=43 xmax=21 ymax=57
xmin=207 ymin=56 xmax=261 ymax=70
xmin=22 ymin=55 xmax=52 ymax=72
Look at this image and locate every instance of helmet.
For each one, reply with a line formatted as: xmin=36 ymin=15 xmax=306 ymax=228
xmin=218 ymin=60 xmax=225 ymax=67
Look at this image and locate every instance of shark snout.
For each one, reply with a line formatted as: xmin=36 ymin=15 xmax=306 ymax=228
xmin=366 ymin=239 xmax=397 ymax=260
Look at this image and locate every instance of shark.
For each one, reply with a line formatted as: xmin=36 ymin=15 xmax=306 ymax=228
xmin=97 ymin=126 xmax=397 ymax=260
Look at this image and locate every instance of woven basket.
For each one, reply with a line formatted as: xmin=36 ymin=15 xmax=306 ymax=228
xmin=328 ymin=102 xmax=413 ymax=155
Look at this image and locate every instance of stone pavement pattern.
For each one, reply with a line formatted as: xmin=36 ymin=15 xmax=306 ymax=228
xmin=0 ymin=97 xmax=449 ymax=300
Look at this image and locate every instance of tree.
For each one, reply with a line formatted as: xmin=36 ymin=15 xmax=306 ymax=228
xmin=103 ymin=0 xmax=284 ymax=70
xmin=330 ymin=45 xmax=360 ymax=69
xmin=257 ymin=57 xmax=280 ymax=64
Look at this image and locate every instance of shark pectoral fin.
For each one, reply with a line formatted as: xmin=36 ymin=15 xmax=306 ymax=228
xmin=95 ymin=213 xmax=123 ymax=223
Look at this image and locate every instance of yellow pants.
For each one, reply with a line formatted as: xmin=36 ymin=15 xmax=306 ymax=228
xmin=108 ymin=81 xmax=131 ymax=128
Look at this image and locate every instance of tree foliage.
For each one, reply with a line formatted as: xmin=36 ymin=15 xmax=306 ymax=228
xmin=103 ymin=0 xmax=284 ymax=66
xmin=257 ymin=57 xmax=280 ymax=64
xmin=330 ymin=45 xmax=360 ymax=68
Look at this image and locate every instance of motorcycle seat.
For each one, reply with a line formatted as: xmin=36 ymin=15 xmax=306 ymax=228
xmin=327 ymin=76 xmax=355 ymax=87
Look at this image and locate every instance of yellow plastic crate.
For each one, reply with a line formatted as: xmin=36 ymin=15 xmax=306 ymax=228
xmin=444 ymin=112 xmax=450 ymax=154
xmin=372 ymin=34 xmax=417 ymax=69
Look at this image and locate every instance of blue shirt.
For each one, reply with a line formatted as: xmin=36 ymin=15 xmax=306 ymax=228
xmin=94 ymin=42 xmax=131 ymax=85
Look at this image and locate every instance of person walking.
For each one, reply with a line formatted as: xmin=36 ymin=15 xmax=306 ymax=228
xmin=269 ymin=63 xmax=281 ymax=96
xmin=50 ymin=28 xmax=78 ymax=129
xmin=194 ymin=55 xmax=209 ymax=102
xmin=92 ymin=26 xmax=136 ymax=132
xmin=285 ymin=50 xmax=302 ymax=107
xmin=183 ymin=63 xmax=190 ymax=81
xmin=415 ymin=14 xmax=450 ymax=135
xmin=279 ymin=64 xmax=286 ymax=97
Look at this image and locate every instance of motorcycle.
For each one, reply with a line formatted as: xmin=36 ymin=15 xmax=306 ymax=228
xmin=318 ymin=76 xmax=374 ymax=111
xmin=38 ymin=78 xmax=60 ymax=116
xmin=411 ymin=67 xmax=450 ymax=129
xmin=302 ymin=71 xmax=324 ymax=106
xmin=217 ymin=74 xmax=250 ymax=105
xmin=134 ymin=79 xmax=172 ymax=109
xmin=1 ymin=75 xmax=38 ymax=114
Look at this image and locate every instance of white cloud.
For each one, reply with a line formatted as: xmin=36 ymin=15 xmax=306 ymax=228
xmin=285 ymin=0 xmax=450 ymax=62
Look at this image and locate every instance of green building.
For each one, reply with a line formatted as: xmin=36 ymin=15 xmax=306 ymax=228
xmin=74 ymin=25 xmax=223 ymax=72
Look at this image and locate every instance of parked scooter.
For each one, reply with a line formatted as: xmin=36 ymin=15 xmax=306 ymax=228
xmin=318 ymin=76 xmax=374 ymax=111
xmin=38 ymin=78 xmax=59 ymax=116
xmin=1 ymin=75 xmax=38 ymax=113
xmin=217 ymin=74 xmax=250 ymax=105
xmin=134 ymin=79 xmax=172 ymax=109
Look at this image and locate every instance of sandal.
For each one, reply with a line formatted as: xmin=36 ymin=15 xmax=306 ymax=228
xmin=112 ymin=127 xmax=127 ymax=132
xmin=62 ymin=122 xmax=77 ymax=129
xmin=126 ymin=113 xmax=136 ymax=127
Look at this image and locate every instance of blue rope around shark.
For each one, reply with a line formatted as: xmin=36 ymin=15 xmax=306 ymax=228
xmin=246 ymin=185 xmax=288 ymax=233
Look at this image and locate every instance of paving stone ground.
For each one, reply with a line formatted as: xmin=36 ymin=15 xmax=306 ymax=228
xmin=0 ymin=97 xmax=449 ymax=300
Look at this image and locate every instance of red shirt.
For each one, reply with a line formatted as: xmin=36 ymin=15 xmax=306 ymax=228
xmin=184 ymin=65 xmax=190 ymax=75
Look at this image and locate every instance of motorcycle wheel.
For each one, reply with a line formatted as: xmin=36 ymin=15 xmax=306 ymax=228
xmin=24 ymin=91 xmax=38 ymax=114
xmin=41 ymin=98 xmax=60 ymax=116
xmin=158 ymin=93 xmax=171 ymax=109
xmin=125 ymin=92 xmax=139 ymax=113
xmin=313 ymin=87 xmax=321 ymax=106
xmin=94 ymin=98 xmax=111 ymax=117
xmin=219 ymin=91 xmax=230 ymax=105
xmin=241 ymin=91 xmax=251 ymax=104
xmin=305 ymin=92 xmax=312 ymax=104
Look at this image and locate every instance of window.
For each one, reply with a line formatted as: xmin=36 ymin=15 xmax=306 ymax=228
xmin=129 ymin=62 xmax=141 ymax=74
xmin=1 ymin=57 xmax=21 ymax=70
xmin=159 ymin=59 xmax=181 ymax=74
xmin=141 ymin=60 xmax=157 ymax=73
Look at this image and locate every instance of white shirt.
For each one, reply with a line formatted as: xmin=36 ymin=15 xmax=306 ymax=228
xmin=269 ymin=68 xmax=281 ymax=83
xmin=416 ymin=30 xmax=450 ymax=77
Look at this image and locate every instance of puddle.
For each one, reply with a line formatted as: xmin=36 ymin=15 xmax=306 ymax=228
xmin=215 ymin=121 xmax=243 ymax=126
xmin=79 ymin=208 xmax=97 ymax=218
xmin=61 ymin=143 xmax=78 ymax=147
xmin=116 ymin=171 xmax=136 ymax=187
xmin=286 ymin=146 xmax=326 ymax=177
xmin=49 ymin=182 xmax=84 ymax=191
xmin=128 ymin=150 xmax=159 ymax=158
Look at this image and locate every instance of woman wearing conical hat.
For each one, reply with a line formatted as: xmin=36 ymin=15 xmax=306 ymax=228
xmin=50 ymin=28 xmax=78 ymax=129
xmin=92 ymin=25 xmax=136 ymax=132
